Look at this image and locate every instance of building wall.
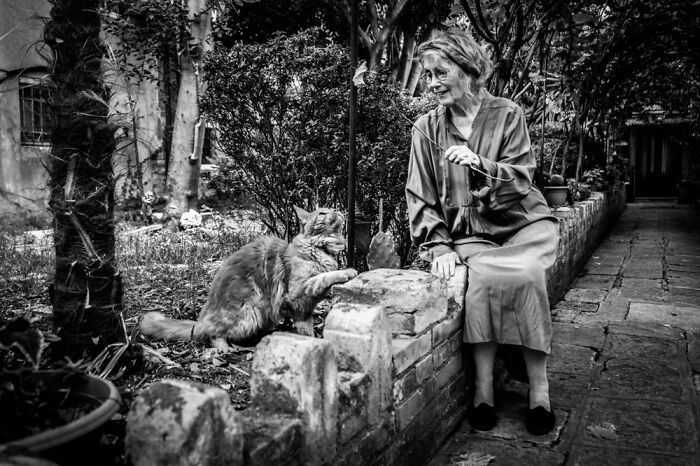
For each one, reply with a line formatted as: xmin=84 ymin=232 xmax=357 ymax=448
xmin=0 ymin=73 xmax=50 ymax=215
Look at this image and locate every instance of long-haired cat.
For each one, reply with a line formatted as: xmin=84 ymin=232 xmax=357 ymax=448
xmin=139 ymin=206 xmax=357 ymax=350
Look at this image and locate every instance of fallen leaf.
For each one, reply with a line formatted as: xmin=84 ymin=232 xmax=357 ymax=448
xmin=455 ymin=452 xmax=496 ymax=466
xmin=586 ymin=422 xmax=617 ymax=440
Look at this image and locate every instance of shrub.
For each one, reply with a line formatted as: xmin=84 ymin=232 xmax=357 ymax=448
xmin=202 ymin=28 xmax=432 ymax=265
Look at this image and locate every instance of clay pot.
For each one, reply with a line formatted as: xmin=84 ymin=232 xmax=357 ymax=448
xmin=0 ymin=370 xmax=121 ymax=464
xmin=544 ymin=186 xmax=569 ymax=207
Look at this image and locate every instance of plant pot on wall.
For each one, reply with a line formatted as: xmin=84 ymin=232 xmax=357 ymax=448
xmin=0 ymin=370 xmax=121 ymax=465
xmin=544 ymin=186 xmax=569 ymax=207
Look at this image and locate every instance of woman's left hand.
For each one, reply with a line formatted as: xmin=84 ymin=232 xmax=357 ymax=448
xmin=445 ymin=145 xmax=481 ymax=168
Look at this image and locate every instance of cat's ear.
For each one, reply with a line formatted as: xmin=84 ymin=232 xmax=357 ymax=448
xmin=293 ymin=205 xmax=312 ymax=227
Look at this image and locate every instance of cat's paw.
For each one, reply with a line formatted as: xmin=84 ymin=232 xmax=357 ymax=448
xmin=342 ymin=268 xmax=358 ymax=280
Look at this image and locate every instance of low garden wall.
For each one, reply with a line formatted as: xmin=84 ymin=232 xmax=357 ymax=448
xmin=126 ymin=187 xmax=626 ymax=466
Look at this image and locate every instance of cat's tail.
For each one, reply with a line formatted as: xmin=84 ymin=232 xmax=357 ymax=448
xmin=139 ymin=312 xmax=207 ymax=342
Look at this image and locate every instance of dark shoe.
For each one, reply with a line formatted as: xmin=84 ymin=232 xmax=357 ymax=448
xmin=469 ymin=403 xmax=497 ymax=431
xmin=526 ymin=406 xmax=555 ymax=435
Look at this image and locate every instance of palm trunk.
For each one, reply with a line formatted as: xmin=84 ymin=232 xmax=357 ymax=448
xmin=46 ymin=0 xmax=121 ymax=357
xmin=164 ymin=0 xmax=211 ymax=217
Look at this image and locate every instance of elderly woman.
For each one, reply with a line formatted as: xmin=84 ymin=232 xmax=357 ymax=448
xmin=405 ymin=29 xmax=559 ymax=435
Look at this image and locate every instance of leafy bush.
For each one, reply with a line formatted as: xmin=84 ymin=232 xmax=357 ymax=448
xmin=202 ymin=28 xmax=433 ymax=264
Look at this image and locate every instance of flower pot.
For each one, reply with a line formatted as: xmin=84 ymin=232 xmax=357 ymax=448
xmin=0 ymin=370 xmax=121 ymax=463
xmin=544 ymin=186 xmax=568 ymax=207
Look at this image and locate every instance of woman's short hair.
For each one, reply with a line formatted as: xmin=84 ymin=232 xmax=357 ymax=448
xmin=416 ymin=29 xmax=493 ymax=90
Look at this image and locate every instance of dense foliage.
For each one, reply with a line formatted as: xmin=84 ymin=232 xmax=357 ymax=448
xmin=202 ymin=28 xmax=433 ymax=263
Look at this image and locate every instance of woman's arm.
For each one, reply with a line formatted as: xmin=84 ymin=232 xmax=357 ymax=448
xmin=473 ymin=105 xmax=536 ymax=210
xmin=405 ymin=124 xmax=454 ymax=262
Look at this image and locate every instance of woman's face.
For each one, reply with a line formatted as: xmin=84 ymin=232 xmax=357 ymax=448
xmin=420 ymin=52 xmax=471 ymax=108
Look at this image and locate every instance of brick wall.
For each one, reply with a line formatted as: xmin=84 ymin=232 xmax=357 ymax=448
xmin=126 ymin=187 xmax=626 ymax=466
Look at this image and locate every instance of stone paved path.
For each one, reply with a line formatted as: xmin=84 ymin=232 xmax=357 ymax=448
xmin=430 ymin=203 xmax=700 ymax=466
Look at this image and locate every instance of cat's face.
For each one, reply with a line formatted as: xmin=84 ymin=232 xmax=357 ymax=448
xmin=298 ymin=207 xmax=347 ymax=255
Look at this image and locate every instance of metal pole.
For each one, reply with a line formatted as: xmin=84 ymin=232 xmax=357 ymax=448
xmin=347 ymin=0 xmax=358 ymax=267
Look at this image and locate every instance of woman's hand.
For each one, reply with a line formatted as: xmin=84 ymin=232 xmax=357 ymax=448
xmin=445 ymin=145 xmax=481 ymax=168
xmin=431 ymin=251 xmax=461 ymax=279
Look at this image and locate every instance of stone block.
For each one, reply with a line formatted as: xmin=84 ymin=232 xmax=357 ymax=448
xmin=251 ymin=333 xmax=338 ymax=465
xmin=126 ymin=379 xmax=243 ymax=466
xmin=392 ymin=332 xmax=432 ymax=375
xmin=325 ymin=303 xmax=393 ymax=421
xmin=432 ymin=331 xmax=462 ymax=370
xmin=335 ymin=417 xmax=394 ymax=466
xmin=333 ymin=269 xmax=448 ymax=336
xmin=338 ymin=371 xmax=370 ymax=418
xmin=393 ymin=367 xmax=418 ymax=404
xmin=240 ymin=408 xmax=302 ymax=466
xmin=395 ymin=379 xmax=436 ymax=431
xmin=337 ymin=371 xmax=371 ymax=444
xmin=415 ymin=355 xmax=434 ymax=383
xmin=431 ymin=308 xmax=463 ymax=347
xmin=436 ymin=351 xmax=463 ymax=390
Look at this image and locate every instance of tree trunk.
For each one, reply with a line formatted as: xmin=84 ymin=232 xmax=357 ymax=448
xmin=45 ymin=0 xmax=121 ymax=357
xmin=165 ymin=0 xmax=212 ymax=217
xmin=395 ymin=28 xmax=416 ymax=89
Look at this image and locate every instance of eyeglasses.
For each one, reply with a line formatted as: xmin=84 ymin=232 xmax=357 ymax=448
xmin=420 ymin=70 xmax=449 ymax=84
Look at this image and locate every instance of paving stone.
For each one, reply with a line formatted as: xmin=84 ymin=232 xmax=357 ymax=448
xmin=667 ymin=263 xmax=700 ymax=275
xmin=564 ymin=288 xmax=609 ymax=303
xmin=603 ymin=332 xmax=682 ymax=358
xmin=688 ymin=330 xmax=700 ymax=373
xmin=549 ymin=371 xmax=590 ymax=409
xmin=586 ymin=255 xmax=625 ymax=267
xmin=553 ymin=300 xmax=599 ymax=313
xmin=667 ymin=254 xmax=700 ymax=267
xmin=551 ymin=308 xmax=579 ymax=323
xmin=595 ymin=298 xmax=629 ymax=321
xmin=667 ymin=287 xmax=700 ymax=306
xmin=593 ymin=356 xmax=686 ymax=400
xmin=572 ymin=274 xmax=616 ymax=290
xmin=580 ymin=397 xmax=695 ymax=454
xmin=431 ymin=438 xmax=565 ymax=466
xmin=618 ymin=278 xmax=667 ymax=302
xmin=607 ymin=320 xmax=685 ymax=340
xmin=552 ymin=322 xmax=605 ymax=349
xmin=665 ymin=273 xmax=700 ymax=288
xmin=549 ymin=343 xmax=596 ymax=374
xmin=568 ymin=445 xmax=695 ymax=466
xmin=627 ymin=302 xmax=700 ymax=329
xmin=622 ymin=259 xmax=664 ymax=279
xmin=582 ymin=263 xmax=621 ymax=275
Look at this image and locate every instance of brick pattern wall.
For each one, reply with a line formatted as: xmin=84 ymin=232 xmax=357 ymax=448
xmin=547 ymin=187 xmax=627 ymax=304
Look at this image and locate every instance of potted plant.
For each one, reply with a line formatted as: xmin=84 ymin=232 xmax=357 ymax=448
xmin=582 ymin=168 xmax=608 ymax=192
xmin=0 ymin=317 xmax=121 ymax=463
xmin=544 ymin=174 xmax=569 ymax=207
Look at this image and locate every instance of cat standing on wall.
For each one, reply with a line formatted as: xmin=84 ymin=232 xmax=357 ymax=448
xmin=139 ymin=207 xmax=357 ymax=350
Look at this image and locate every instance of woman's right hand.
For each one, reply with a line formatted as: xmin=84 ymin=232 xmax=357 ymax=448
xmin=431 ymin=251 xmax=461 ymax=279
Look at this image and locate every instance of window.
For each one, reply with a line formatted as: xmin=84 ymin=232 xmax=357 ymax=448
xmin=19 ymin=80 xmax=52 ymax=145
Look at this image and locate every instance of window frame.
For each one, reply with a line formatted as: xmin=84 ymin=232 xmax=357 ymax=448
xmin=18 ymin=77 xmax=52 ymax=146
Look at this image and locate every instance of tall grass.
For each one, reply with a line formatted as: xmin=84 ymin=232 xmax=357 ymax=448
xmin=0 ymin=228 xmax=54 ymax=315
xmin=116 ymin=212 xmax=264 ymax=320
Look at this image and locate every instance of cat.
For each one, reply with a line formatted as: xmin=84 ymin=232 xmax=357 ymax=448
xmin=139 ymin=206 xmax=358 ymax=350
